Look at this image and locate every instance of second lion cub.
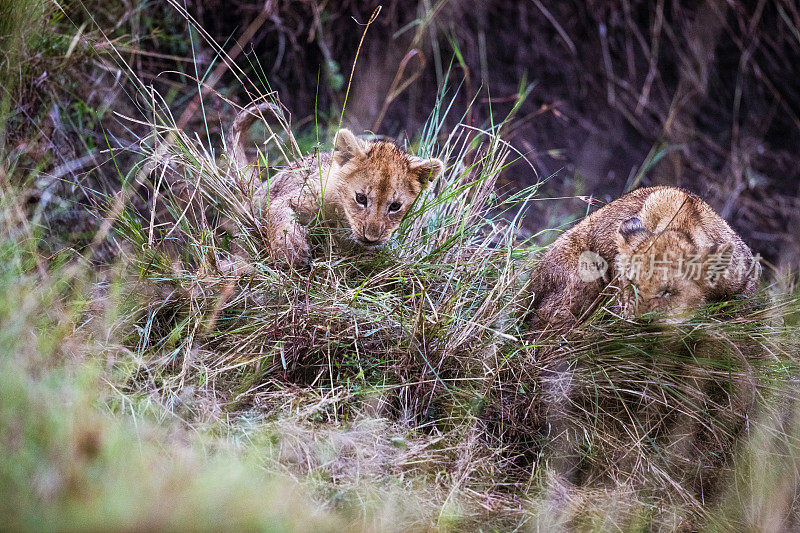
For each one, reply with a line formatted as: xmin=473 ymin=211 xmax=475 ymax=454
xmin=229 ymin=103 xmax=444 ymax=266
xmin=528 ymin=186 xmax=760 ymax=330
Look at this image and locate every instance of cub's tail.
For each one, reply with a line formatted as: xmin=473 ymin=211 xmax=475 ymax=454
xmin=228 ymin=102 xmax=285 ymax=187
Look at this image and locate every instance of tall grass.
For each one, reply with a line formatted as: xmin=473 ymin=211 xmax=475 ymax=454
xmin=106 ymin=70 xmax=800 ymax=527
xmin=0 ymin=185 xmax=349 ymax=531
xmin=0 ymin=0 xmax=47 ymax=138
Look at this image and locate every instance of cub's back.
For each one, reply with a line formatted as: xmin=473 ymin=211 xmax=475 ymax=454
xmin=541 ymin=186 xmax=672 ymax=267
xmin=528 ymin=186 xmax=757 ymax=330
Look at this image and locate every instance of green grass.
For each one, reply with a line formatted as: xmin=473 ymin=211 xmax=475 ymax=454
xmin=0 ymin=200 xmax=341 ymax=532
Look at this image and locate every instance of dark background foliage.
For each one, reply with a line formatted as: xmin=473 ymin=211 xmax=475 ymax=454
xmin=5 ymin=0 xmax=799 ymax=266
xmin=160 ymin=0 xmax=799 ymax=268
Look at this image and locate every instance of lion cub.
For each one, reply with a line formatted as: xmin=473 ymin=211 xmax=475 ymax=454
xmin=229 ymin=103 xmax=444 ymax=266
xmin=528 ymin=186 xmax=760 ymax=330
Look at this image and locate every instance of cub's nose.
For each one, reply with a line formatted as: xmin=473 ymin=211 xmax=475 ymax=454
xmin=362 ymin=223 xmax=384 ymax=246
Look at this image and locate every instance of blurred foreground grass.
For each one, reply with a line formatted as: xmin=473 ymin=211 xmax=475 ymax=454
xmin=0 ymin=221 xmax=348 ymax=531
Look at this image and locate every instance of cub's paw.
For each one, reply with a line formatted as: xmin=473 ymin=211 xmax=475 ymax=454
xmin=271 ymin=233 xmax=312 ymax=270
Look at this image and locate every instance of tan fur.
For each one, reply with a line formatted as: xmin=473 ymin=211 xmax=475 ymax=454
xmin=229 ymin=103 xmax=444 ymax=266
xmin=528 ymin=186 xmax=760 ymax=330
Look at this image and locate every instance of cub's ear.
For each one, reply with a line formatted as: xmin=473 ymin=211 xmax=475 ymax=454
xmin=617 ymin=217 xmax=652 ymax=249
xmin=334 ymin=128 xmax=365 ymax=166
xmin=409 ymin=157 xmax=444 ymax=189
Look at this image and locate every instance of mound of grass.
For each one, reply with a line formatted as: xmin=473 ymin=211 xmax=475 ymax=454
xmin=103 ymin=74 xmax=800 ymax=528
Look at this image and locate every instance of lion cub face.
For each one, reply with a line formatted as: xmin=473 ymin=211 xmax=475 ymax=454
xmin=615 ymin=217 xmax=733 ymax=321
xmin=329 ymin=129 xmax=444 ymax=248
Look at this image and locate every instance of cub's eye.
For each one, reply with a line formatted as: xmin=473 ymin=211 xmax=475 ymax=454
xmin=388 ymin=201 xmax=402 ymax=213
xmin=355 ymin=193 xmax=368 ymax=206
xmin=657 ymin=288 xmax=673 ymax=299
